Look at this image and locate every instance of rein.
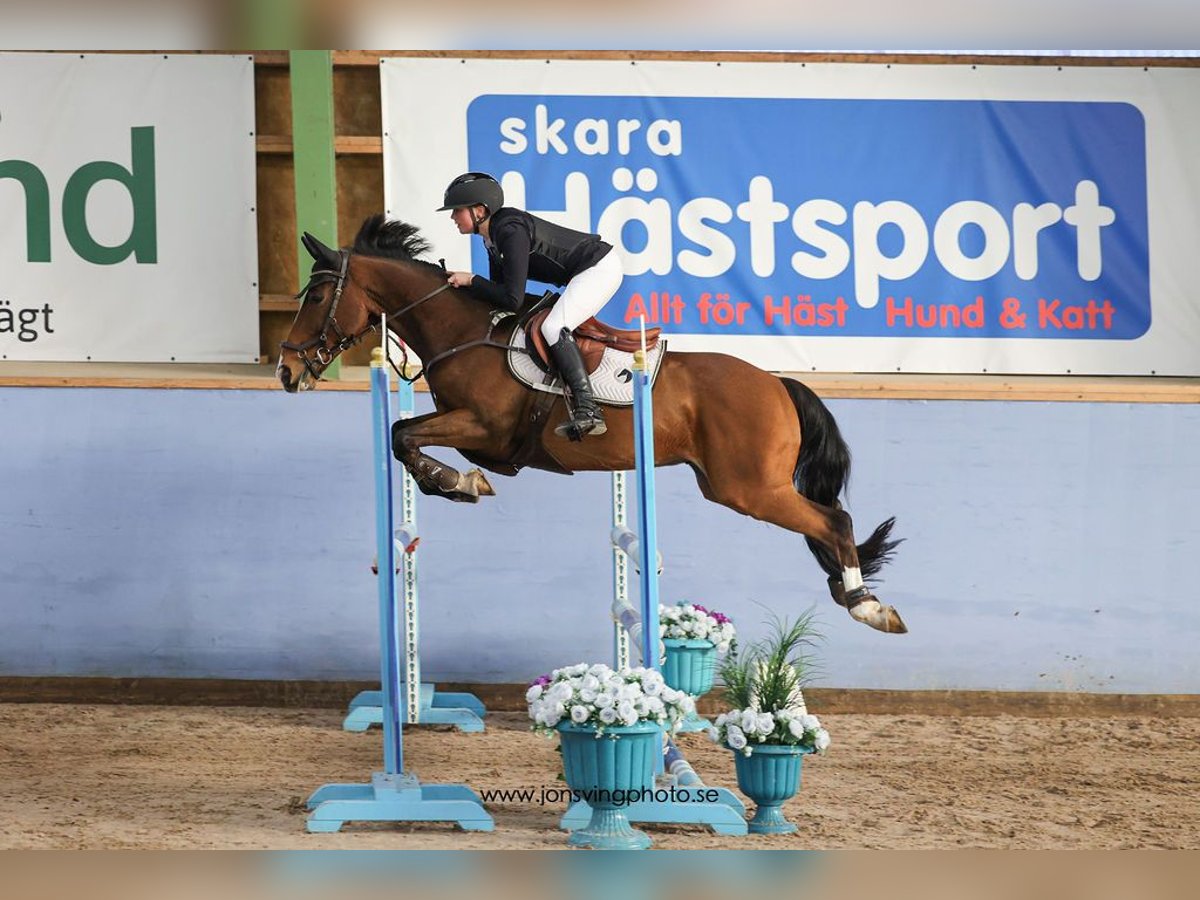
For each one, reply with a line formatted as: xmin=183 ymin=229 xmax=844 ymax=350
xmin=354 ymin=256 xmax=525 ymax=384
xmin=284 ymin=249 xmax=470 ymax=385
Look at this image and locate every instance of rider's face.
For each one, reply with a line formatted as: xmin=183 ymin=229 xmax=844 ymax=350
xmin=451 ymin=206 xmax=480 ymax=234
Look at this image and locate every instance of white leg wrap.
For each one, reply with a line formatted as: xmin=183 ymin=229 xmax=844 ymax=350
xmin=842 ymin=567 xmax=864 ymax=591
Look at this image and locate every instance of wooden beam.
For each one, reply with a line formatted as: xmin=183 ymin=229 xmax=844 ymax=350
xmin=257 ymin=135 xmax=383 ymax=155
xmin=3 ymin=676 xmax=1198 ymax=716
xmin=333 ymin=49 xmax=1200 ymax=68
xmin=260 ymin=293 xmax=298 ymax=312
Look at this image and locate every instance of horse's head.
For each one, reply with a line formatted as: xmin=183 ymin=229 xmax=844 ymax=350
xmin=277 ymin=232 xmax=378 ymax=392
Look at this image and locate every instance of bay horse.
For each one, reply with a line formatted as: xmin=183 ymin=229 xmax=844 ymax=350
xmin=278 ymin=215 xmax=905 ymax=633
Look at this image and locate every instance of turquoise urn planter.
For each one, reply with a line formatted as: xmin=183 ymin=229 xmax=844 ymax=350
xmin=731 ymin=743 xmax=814 ymax=834
xmin=662 ymin=638 xmax=717 ymax=733
xmin=661 ymin=638 xmax=718 ymax=695
xmin=557 ymin=720 xmax=661 ymax=850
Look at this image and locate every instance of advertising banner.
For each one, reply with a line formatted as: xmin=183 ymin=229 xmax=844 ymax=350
xmin=382 ymin=58 xmax=1200 ymax=375
xmin=0 ymin=53 xmax=258 ymax=362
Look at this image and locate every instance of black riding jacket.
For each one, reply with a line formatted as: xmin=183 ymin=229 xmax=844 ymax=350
xmin=469 ymin=208 xmax=612 ymax=313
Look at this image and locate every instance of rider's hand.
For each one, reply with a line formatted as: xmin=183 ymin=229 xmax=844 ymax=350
xmin=447 ymin=271 xmax=474 ymax=288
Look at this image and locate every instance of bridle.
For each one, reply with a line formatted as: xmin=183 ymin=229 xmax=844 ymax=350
xmin=279 ymin=250 xmax=366 ymax=383
xmin=281 ymin=249 xmax=453 ymax=384
xmin=281 ymin=247 xmax=514 ymax=386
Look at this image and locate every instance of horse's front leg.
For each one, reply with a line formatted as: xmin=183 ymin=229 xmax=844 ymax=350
xmin=391 ymin=409 xmax=497 ymax=503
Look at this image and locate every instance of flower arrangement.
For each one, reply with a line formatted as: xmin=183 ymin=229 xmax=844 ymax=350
xmin=711 ymin=707 xmax=831 ymax=756
xmin=658 ymin=602 xmax=737 ymax=653
xmin=707 ymin=610 xmax=832 ymax=755
xmin=526 ymin=663 xmax=695 ymax=737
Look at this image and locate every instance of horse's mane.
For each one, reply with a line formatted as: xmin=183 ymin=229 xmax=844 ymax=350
xmin=352 ymin=214 xmax=443 ymax=274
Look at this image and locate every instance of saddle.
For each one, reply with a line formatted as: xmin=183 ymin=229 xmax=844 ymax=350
xmin=522 ymin=298 xmax=662 ymax=375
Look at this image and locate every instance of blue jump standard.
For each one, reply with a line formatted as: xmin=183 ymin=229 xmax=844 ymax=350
xmin=561 ymin=349 xmax=747 ymax=840
xmin=305 ymin=350 xmax=493 ymax=833
xmin=306 ymin=773 xmax=494 ymax=833
xmin=674 ymin=712 xmax=715 ymax=734
xmin=340 ymin=370 xmax=487 ymax=736
xmin=343 ymin=687 xmax=486 ymax=732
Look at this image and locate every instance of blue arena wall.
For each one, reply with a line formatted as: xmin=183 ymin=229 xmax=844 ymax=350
xmin=2 ymin=385 xmax=1198 ymax=694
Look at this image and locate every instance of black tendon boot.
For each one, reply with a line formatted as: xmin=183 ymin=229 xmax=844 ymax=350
xmin=548 ymin=328 xmax=607 ymax=440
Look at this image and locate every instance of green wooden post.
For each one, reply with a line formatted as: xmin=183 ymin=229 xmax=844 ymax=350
xmin=289 ymin=50 xmax=341 ymax=379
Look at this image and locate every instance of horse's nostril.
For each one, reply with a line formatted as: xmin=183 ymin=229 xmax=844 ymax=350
xmin=278 ymin=364 xmax=293 ymax=390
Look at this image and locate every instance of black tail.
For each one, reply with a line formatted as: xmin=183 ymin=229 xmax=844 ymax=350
xmin=781 ymin=377 xmax=901 ymax=582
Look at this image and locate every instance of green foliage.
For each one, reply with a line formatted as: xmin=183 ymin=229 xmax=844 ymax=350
xmin=717 ymin=608 xmax=823 ymax=714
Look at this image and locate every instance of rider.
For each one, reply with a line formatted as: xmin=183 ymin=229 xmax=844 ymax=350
xmin=439 ymin=172 xmax=621 ymax=440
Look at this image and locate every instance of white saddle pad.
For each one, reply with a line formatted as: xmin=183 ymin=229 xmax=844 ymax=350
xmin=506 ymin=321 xmax=668 ymax=407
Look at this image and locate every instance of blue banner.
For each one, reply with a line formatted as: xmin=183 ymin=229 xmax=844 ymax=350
xmin=466 ymin=96 xmax=1149 ymax=340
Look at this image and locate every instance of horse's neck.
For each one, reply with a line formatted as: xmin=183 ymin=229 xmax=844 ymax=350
xmin=373 ymin=259 xmax=487 ymax=361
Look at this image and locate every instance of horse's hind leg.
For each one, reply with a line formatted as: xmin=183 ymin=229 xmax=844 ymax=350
xmin=391 ymin=409 xmax=496 ymax=503
xmin=693 ymin=467 xmax=906 ymax=634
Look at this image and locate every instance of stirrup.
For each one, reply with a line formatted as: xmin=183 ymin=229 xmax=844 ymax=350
xmin=555 ymin=412 xmax=607 ymax=441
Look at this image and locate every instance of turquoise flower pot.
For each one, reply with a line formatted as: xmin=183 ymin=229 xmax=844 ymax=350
xmin=661 ymin=638 xmax=718 ymax=696
xmin=557 ymin=720 xmax=661 ymax=850
xmin=662 ymin=638 xmax=717 ymax=733
xmin=731 ymin=743 xmax=814 ymax=834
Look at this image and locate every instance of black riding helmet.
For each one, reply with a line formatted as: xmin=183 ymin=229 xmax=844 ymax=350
xmin=437 ymin=172 xmax=504 ymax=214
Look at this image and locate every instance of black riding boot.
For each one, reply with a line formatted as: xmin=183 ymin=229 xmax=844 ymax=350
xmin=549 ymin=328 xmax=607 ymax=440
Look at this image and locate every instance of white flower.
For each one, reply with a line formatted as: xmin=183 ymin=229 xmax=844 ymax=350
xmin=755 ymin=713 xmax=776 ymax=736
xmin=526 ymin=684 xmax=544 ymax=703
xmin=570 ymin=705 xmax=590 ymax=724
xmin=706 ymin=726 xmax=721 ymax=742
xmin=661 ymin=683 xmax=682 ymax=700
xmin=799 ymin=714 xmax=821 ymax=732
xmin=594 ymin=692 xmax=615 ymax=709
xmin=616 ymin=683 xmax=640 ymax=702
xmin=814 ymin=729 xmax=831 ymax=752
xmin=788 ymin=718 xmax=805 ymax=739
xmin=578 ymin=688 xmax=597 ymax=703
xmin=547 ymin=682 xmax=573 ymax=704
xmin=726 ymin=725 xmax=747 ymax=750
xmin=598 ymin=706 xmax=618 ymax=724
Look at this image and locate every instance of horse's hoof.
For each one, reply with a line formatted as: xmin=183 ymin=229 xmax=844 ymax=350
xmin=848 ymin=597 xmax=909 ymax=634
xmin=467 ymin=469 xmax=495 ymax=496
xmin=881 ymin=606 xmax=908 ymax=634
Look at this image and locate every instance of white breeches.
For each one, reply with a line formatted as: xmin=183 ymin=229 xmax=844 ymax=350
xmin=540 ymin=249 xmax=624 ymax=344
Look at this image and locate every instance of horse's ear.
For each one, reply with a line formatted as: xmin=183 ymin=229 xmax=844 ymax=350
xmin=301 ymin=232 xmax=339 ymax=267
